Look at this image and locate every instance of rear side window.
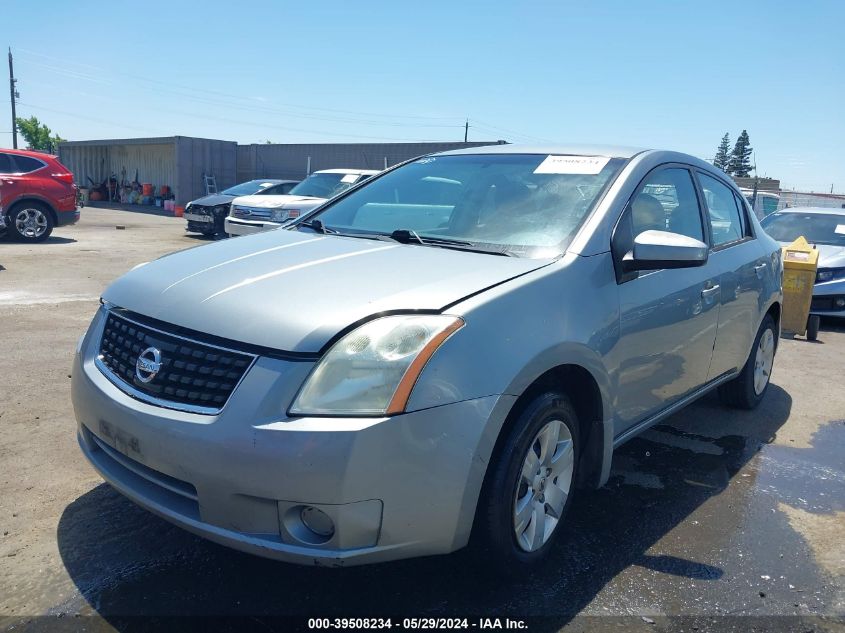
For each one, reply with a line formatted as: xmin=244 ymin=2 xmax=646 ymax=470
xmin=11 ymin=155 xmax=45 ymax=173
xmin=632 ymin=167 xmax=704 ymax=241
xmin=0 ymin=153 xmax=13 ymax=174
xmin=733 ymin=192 xmax=753 ymax=237
xmin=699 ymin=173 xmax=744 ymax=246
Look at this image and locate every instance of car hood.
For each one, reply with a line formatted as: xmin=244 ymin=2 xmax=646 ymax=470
xmin=776 ymin=241 xmax=845 ymax=268
xmin=189 ymin=193 xmax=234 ymax=207
xmin=231 ymin=194 xmax=325 ymax=210
xmin=102 ymin=230 xmax=552 ymax=353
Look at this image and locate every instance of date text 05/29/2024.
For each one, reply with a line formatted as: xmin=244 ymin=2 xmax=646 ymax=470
xmin=307 ymin=618 xmax=528 ymax=630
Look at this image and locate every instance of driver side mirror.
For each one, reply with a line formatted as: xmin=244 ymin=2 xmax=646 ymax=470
xmin=622 ymin=229 xmax=708 ymax=272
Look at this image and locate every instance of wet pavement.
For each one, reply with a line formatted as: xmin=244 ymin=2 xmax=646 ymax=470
xmin=1 ymin=208 xmax=844 ymax=632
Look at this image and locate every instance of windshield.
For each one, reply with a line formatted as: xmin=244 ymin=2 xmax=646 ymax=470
xmin=761 ymin=212 xmax=845 ymax=247
xmin=222 ymin=180 xmax=279 ymax=197
xmin=288 ymin=173 xmax=360 ymax=199
xmin=299 ymin=154 xmax=624 ymax=258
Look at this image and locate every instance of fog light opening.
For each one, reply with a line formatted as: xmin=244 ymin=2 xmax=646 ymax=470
xmin=283 ymin=505 xmax=335 ymax=545
xmin=301 ymin=506 xmax=335 ymax=538
xmin=835 ymin=297 xmax=845 ymax=308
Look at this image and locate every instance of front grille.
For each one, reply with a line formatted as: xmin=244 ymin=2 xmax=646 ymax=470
xmin=97 ymin=311 xmax=255 ymax=413
xmin=811 ymin=296 xmax=843 ymax=312
xmin=232 ymin=205 xmax=272 ymax=220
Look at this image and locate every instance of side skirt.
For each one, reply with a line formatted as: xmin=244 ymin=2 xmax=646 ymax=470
xmin=612 ymin=371 xmax=738 ymax=449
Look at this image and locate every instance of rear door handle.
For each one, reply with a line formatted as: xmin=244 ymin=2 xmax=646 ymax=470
xmin=701 ymin=284 xmax=720 ymax=298
xmin=754 ymin=262 xmax=767 ymax=277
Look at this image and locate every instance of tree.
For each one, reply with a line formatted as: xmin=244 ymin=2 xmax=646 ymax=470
xmin=713 ymin=133 xmax=731 ymax=173
xmin=14 ymin=116 xmax=66 ymax=153
xmin=728 ymin=130 xmax=753 ymax=177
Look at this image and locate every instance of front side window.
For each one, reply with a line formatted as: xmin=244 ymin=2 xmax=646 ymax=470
xmin=699 ymin=173 xmax=744 ymax=246
xmin=301 ymin=154 xmax=625 ymax=258
xmin=631 ymin=167 xmax=704 ymax=241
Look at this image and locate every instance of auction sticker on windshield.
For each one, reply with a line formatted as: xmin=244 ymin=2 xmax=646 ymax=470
xmin=534 ymin=155 xmax=610 ymax=175
xmin=835 ymin=224 xmax=845 ymax=235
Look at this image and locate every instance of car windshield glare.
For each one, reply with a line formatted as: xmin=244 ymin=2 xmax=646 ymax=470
xmin=762 ymin=212 xmax=845 ymax=247
xmin=222 ymin=181 xmax=276 ymax=197
xmin=300 ymin=154 xmax=624 ymax=258
xmin=288 ymin=173 xmax=355 ymax=199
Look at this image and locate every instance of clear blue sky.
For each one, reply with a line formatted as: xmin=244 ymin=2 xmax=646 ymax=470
xmin=2 ymin=0 xmax=843 ymax=191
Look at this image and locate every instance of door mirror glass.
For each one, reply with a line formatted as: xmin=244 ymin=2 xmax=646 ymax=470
xmin=623 ymin=230 xmax=708 ymax=272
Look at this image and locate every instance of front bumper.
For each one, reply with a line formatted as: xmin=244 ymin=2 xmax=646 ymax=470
xmin=225 ymin=217 xmax=282 ymax=236
xmin=72 ymin=308 xmax=510 ymax=565
xmin=185 ymin=210 xmax=223 ymax=235
xmin=811 ymin=278 xmax=845 ymax=318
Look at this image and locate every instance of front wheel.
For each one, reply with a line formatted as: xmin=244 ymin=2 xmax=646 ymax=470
xmin=718 ymin=314 xmax=777 ymax=409
xmin=8 ymin=202 xmax=54 ymax=242
xmin=477 ymin=391 xmax=579 ymax=569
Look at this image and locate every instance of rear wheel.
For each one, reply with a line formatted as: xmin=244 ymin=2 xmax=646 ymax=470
xmin=718 ymin=314 xmax=777 ymax=409
xmin=477 ymin=391 xmax=579 ymax=569
xmin=8 ymin=202 xmax=54 ymax=242
xmin=806 ymin=315 xmax=820 ymax=341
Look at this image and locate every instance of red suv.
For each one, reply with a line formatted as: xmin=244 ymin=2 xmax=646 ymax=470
xmin=0 ymin=148 xmax=80 ymax=242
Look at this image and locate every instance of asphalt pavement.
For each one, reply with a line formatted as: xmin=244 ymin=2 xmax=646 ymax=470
xmin=0 ymin=207 xmax=843 ymax=632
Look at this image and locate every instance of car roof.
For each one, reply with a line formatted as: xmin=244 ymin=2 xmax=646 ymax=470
xmin=2 ymin=147 xmax=56 ymax=159
xmin=312 ymin=168 xmax=380 ymax=175
xmin=246 ymin=179 xmax=299 ymax=184
xmin=773 ymin=206 xmax=845 ymax=216
xmin=435 ymin=143 xmax=646 ymax=159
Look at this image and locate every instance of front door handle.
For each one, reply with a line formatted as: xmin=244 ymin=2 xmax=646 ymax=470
xmin=701 ymin=284 xmax=720 ymax=299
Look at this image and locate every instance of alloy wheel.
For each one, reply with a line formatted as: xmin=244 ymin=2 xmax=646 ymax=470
xmin=753 ymin=328 xmax=775 ymax=395
xmin=513 ymin=419 xmax=574 ymax=552
xmin=15 ymin=207 xmax=49 ymax=239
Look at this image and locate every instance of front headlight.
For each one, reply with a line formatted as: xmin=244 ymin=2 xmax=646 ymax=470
xmin=290 ymin=314 xmax=464 ymax=416
xmin=271 ymin=208 xmax=301 ymax=222
xmin=817 ymin=267 xmax=845 ymax=283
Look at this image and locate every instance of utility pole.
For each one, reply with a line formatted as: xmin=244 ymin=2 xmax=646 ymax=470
xmin=8 ymin=48 xmax=18 ymax=149
xmin=464 ymin=119 xmax=469 ymax=143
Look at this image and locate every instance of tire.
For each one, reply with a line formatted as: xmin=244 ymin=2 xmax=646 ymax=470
xmin=476 ymin=391 xmax=579 ymax=570
xmin=718 ymin=314 xmax=777 ymax=409
xmin=806 ymin=315 xmax=820 ymax=341
xmin=8 ymin=202 xmax=54 ymax=242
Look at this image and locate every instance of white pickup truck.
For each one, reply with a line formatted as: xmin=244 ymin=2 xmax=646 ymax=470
xmin=225 ymin=168 xmax=379 ymax=237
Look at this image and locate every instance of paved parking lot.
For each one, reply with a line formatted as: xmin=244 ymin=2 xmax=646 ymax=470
xmin=1 ymin=207 xmax=843 ymax=631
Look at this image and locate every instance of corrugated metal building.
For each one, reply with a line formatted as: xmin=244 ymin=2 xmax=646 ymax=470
xmin=59 ymin=138 xmax=504 ymax=206
xmin=236 ymin=141 xmax=503 ymax=182
xmin=59 ymin=137 xmax=238 ymax=206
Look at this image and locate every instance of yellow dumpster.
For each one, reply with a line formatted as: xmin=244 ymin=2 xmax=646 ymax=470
xmin=781 ymin=236 xmax=820 ymax=340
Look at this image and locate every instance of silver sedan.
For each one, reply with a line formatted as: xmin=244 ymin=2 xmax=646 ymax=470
xmin=73 ymin=145 xmax=782 ymax=568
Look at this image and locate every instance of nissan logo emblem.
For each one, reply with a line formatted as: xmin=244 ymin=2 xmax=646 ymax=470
xmin=135 ymin=347 xmax=162 ymax=383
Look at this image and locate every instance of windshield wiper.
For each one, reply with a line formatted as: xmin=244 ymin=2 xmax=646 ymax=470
xmin=297 ymin=219 xmax=337 ymax=234
xmin=387 ymin=229 xmax=514 ymax=257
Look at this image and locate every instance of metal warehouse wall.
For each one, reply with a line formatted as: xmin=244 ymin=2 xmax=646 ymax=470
xmin=237 ymin=141 xmax=502 ymax=181
xmin=59 ymin=141 xmax=175 ymax=193
xmin=175 ymin=137 xmax=237 ymax=205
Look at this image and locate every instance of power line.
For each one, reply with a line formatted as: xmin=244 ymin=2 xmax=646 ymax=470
xmin=13 ymin=48 xmax=463 ymax=124
xmin=17 ymin=101 xmax=455 ymax=143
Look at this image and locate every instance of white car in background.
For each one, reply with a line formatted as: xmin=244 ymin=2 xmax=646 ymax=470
xmin=225 ymin=168 xmax=379 ymax=236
